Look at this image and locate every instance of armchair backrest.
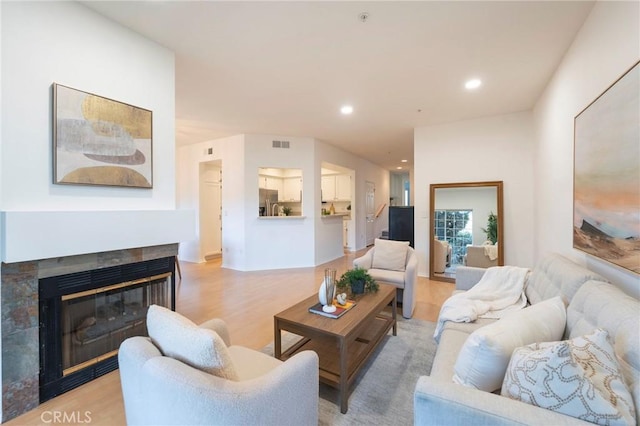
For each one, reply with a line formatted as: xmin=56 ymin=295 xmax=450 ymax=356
xmin=405 ymin=246 xmax=416 ymax=267
xmin=118 ymin=336 xmax=319 ymax=426
xmin=433 ymin=240 xmax=448 ymax=272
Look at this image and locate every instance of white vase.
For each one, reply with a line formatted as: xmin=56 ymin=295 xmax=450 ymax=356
xmin=318 ymin=279 xmax=328 ymax=305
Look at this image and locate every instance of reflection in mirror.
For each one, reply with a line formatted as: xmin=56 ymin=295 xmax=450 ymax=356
xmin=258 ymin=167 xmax=303 ymax=216
xmin=429 ymin=181 xmax=504 ymax=283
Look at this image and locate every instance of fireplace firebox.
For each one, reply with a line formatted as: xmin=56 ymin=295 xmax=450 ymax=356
xmin=39 ymin=256 xmax=175 ymax=402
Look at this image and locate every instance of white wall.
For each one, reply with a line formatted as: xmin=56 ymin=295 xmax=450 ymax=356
xmin=200 ymin=162 xmax=222 ymax=258
xmin=243 ymin=134 xmax=317 ymax=270
xmin=0 ymin=2 xmax=194 ymax=263
xmin=177 ymin=135 xmax=244 ymax=265
xmin=533 ymin=1 xmax=640 ymax=298
xmin=0 ymin=3 xmax=4 ymax=419
xmin=0 ymin=2 xmax=3 ymax=215
xmin=314 ymin=140 xmax=390 ymax=253
xmin=2 ymin=2 xmax=176 ymax=211
xmin=178 ymin=134 xmax=318 ymax=270
xmin=177 ymin=134 xmax=390 ymax=269
xmin=0 ymin=2 xmax=192 ymax=419
xmin=414 ymin=112 xmax=535 ymax=276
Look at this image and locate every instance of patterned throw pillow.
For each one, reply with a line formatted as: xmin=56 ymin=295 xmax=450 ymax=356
xmin=453 ymin=296 xmax=566 ymax=392
xmin=502 ymin=328 xmax=636 ymax=425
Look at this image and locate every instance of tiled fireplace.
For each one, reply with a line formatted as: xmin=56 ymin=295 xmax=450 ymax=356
xmin=0 ymin=243 xmax=178 ymax=422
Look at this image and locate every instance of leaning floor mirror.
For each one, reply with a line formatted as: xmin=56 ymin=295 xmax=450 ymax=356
xmin=429 ymin=181 xmax=504 ymax=283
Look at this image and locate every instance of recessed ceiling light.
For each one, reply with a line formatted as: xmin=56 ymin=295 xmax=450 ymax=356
xmin=465 ymin=79 xmax=482 ymax=90
xmin=401 ymin=159 xmax=408 ymax=163
xmin=340 ymin=105 xmax=354 ymax=115
xmin=396 ymin=166 xmax=402 ymax=170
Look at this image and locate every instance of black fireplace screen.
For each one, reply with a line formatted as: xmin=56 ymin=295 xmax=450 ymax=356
xmin=39 ymin=256 xmax=175 ymax=402
xmin=61 ymin=274 xmax=170 ymax=376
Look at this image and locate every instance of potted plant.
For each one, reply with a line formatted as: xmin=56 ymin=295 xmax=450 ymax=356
xmin=282 ymin=206 xmax=292 ymax=216
xmin=337 ymin=267 xmax=379 ymax=295
xmin=482 ymin=212 xmax=498 ymax=244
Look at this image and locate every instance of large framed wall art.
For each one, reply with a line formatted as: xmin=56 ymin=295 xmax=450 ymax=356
xmin=53 ymin=84 xmax=153 ymax=188
xmin=573 ymin=61 xmax=639 ymax=274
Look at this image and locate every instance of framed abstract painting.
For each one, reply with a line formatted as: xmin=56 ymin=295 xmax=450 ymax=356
xmin=573 ymin=61 xmax=639 ymax=274
xmin=53 ymin=84 xmax=153 ymax=188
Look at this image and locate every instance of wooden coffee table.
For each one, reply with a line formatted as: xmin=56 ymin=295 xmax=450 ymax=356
xmin=274 ymin=283 xmax=397 ymax=413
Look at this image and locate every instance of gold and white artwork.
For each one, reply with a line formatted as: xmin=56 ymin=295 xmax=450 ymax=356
xmin=54 ymin=84 xmax=153 ymax=188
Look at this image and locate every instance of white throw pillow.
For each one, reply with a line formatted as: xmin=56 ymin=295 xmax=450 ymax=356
xmin=146 ymin=305 xmax=239 ymax=380
xmin=452 ymin=296 xmax=566 ymax=392
xmin=372 ymin=238 xmax=409 ymax=271
xmin=502 ymin=328 xmax=635 ymax=426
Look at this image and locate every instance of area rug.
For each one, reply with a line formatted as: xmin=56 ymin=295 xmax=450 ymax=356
xmin=262 ymin=318 xmax=437 ymax=426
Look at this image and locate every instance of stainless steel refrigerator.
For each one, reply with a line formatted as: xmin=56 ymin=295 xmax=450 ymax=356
xmin=259 ymin=188 xmax=279 ymax=216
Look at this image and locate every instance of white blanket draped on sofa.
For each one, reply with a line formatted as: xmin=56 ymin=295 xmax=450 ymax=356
xmin=434 ymin=266 xmax=530 ymax=342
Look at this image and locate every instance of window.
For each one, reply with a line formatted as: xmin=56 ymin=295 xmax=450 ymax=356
xmin=434 ymin=210 xmax=472 ymax=264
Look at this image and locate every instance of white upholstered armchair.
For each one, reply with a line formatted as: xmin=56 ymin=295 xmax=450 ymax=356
xmin=464 ymin=244 xmax=499 ymax=268
xmin=119 ymin=305 xmax=319 ymax=426
xmin=353 ymin=238 xmax=418 ymax=319
xmin=432 ymin=239 xmax=451 ymax=273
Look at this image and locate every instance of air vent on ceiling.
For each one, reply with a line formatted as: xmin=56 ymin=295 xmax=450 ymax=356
xmin=281 ymin=141 xmax=290 ymax=149
xmin=272 ymin=140 xmax=281 ymax=148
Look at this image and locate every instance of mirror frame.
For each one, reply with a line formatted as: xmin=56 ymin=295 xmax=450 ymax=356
xmin=429 ymin=181 xmax=504 ymax=283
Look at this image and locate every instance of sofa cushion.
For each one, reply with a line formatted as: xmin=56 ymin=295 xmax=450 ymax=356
xmin=566 ymin=280 xmax=640 ymax=415
xmin=453 ymin=296 xmax=566 ymax=392
xmin=431 ymin=319 xmax=496 ymax=382
xmin=146 ymin=305 xmax=239 ymax=380
xmin=502 ymin=328 xmax=635 ymax=426
xmin=525 ymin=253 xmax=605 ymax=305
xmin=372 ymin=238 xmax=409 ymax=271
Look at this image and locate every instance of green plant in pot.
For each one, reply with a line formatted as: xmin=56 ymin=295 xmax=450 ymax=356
xmin=337 ymin=267 xmax=378 ymax=295
xmin=282 ymin=206 xmax=292 ymax=216
xmin=482 ymin=211 xmax=498 ymax=244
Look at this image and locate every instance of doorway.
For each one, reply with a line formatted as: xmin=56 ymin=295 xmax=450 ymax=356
xmin=200 ymin=161 xmax=222 ymax=261
xmin=365 ymin=181 xmax=375 ymax=246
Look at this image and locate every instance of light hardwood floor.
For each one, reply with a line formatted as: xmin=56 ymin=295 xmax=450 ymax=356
xmin=6 ymin=250 xmax=453 ymax=426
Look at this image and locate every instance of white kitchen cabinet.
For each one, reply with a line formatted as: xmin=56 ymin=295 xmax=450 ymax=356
xmin=259 ymin=175 xmax=283 ymax=193
xmin=321 ymin=175 xmax=336 ymax=201
xmin=322 ymin=174 xmax=351 ymax=201
xmin=335 ymin=174 xmax=351 ymax=200
xmin=282 ymin=177 xmax=302 ymax=202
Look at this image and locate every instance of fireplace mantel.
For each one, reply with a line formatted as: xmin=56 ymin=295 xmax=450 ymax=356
xmin=0 ymin=209 xmax=194 ymax=422
xmin=1 ymin=210 xmax=194 ymax=263
xmin=0 ymin=243 xmax=182 ymax=422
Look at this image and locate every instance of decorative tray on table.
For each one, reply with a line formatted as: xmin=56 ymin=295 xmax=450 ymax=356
xmin=308 ymin=300 xmax=356 ymax=319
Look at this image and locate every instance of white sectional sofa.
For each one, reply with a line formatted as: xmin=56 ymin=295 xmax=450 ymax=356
xmin=414 ymin=253 xmax=639 ymax=425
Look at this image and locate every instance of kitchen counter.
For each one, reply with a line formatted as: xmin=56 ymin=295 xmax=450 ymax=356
xmin=258 ymin=216 xmax=306 ymax=220
xmin=321 ymin=213 xmax=349 ymax=219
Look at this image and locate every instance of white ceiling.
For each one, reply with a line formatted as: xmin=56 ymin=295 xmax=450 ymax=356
xmin=83 ymin=1 xmax=594 ymax=171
